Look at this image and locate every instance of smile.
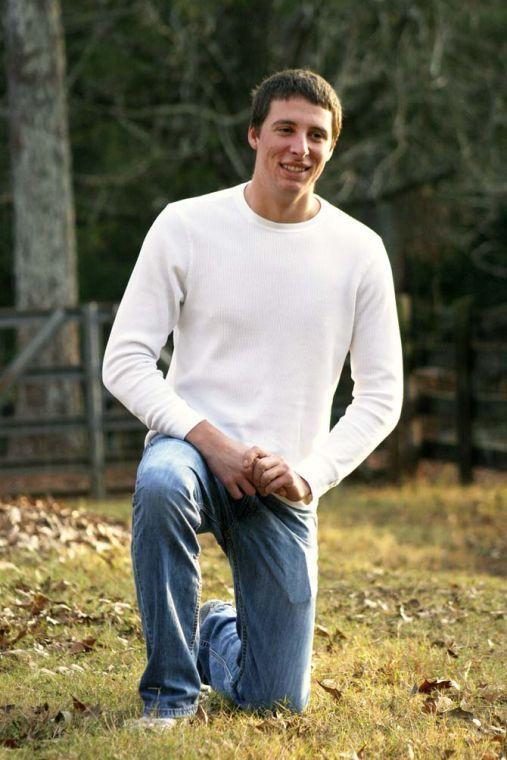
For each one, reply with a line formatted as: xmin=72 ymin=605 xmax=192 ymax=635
xmin=280 ymin=163 xmax=310 ymax=174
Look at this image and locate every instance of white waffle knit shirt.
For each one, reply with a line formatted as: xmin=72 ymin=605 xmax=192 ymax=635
xmin=102 ymin=182 xmax=404 ymax=508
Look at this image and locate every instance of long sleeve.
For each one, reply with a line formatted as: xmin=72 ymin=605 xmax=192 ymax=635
xmin=102 ymin=207 xmax=206 ymax=439
xmin=102 ymin=183 xmax=403 ymax=504
xmin=294 ymin=239 xmax=404 ymax=500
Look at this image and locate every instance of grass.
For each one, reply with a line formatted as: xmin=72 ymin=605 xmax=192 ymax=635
xmin=0 ymin=479 xmax=505 ymax=759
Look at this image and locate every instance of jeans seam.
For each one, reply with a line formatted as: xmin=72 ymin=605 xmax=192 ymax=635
xmin=226 ymin=525 xmax=249 ymax=695
xmin=131 ymin=512 xmax=153 ymax=656
xmin=143 ymin=704 xmax=198 ymax=718
xmin=200 ymin=504 xmax=218 ymax=524
xmin=189 ymin=550 xmax=202 ymax=651
xmin=200 ymin=639 xmax=234 ymax=682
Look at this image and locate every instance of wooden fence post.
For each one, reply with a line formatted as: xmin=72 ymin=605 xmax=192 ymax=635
xmin=0 ymin=307 xmax=67 ymax=405
xmin=83 ymin=302 xmax=105 ymax=499
xmin=454 ymin=296 xmax=474 ymax=484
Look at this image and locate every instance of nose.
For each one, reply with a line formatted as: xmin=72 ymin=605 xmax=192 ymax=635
xmin=289 ymin=132 xmax=309 ymax=158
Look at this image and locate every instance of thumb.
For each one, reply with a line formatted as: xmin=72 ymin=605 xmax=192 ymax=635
xmin=243 ymin=446 xmax=270 ymax=469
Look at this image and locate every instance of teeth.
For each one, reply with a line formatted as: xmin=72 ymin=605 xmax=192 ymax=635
xmin=281 ymin=164 xmax=307 ymax=173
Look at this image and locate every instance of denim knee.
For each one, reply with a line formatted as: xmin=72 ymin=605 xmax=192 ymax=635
xmin=238 ymin=669 xmax=311 ymax=715
xmin=135 ymin=460 xmax=203 ymax=535
xmin=245 ymin=687 xmax=309 ymax=715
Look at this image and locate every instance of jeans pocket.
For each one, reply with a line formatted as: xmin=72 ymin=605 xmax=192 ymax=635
xmin=285 ymin=540 xmax=318 ymax=604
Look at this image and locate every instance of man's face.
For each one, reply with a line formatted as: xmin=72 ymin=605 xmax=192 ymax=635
xmin=248 ymin=97 xmax=335 ymax=200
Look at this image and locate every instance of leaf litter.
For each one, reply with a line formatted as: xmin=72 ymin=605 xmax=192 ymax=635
xmin=1 ymin=493 xmax=505 ymax=754
xmin=0 ymin=499 xmax=135 ymax=748
xmin=409 ymin=675 xmax=506 ymax=741
xmin=0 ymin=496 xmax=140 ymax=656
xmin=0 ymin=496 xmax=130 ymax=557
xmin=0 ymin=697 xmax=102 ymax=748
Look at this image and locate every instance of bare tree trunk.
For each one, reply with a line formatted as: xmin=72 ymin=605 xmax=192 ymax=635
xmin=5 ymin=0 xmax=83 ymax=459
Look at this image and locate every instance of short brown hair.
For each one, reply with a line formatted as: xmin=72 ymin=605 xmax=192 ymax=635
xmin=250 ymin=68 xmax=343 ymax=145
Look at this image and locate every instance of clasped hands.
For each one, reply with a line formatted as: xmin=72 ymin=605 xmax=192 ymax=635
xmin=241 ymin=445 xmax=312 ymax=505
xmin=185 ymin=422 xmax=312 ymax=506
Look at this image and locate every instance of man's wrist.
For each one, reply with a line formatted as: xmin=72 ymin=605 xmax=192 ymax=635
xmin=185 ymin=419 xmax=224 ymax=457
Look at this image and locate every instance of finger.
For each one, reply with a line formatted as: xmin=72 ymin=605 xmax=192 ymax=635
xmin=264 ymin=473 xmax=291 ymax=495
xmin=239 ymin=478 xmax=256 ymax=497
xmin=242 ymin=446 xmax=264 ymax=467
xmin=243 ymin=446 xmax=270 ymax=470
xmin=227 ymin=483 xmax=244 ymax=500
xmin=254 ymin=461 xmax=288 ymax=489
xmin=252 ymin=456 xmax=282 ymax=484
xmin=258 ymin=463 xmax=288 ymax=489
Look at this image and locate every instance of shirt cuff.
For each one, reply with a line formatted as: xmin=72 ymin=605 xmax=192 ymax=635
xmin=294 ymin=453 xmax=342 ymax=503
xmin=143 ymin=410 xmax=207 ymax=449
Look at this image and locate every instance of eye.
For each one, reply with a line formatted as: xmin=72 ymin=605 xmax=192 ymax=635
xmin=311 ymin=132 xmax=325 ymax=140
xmin=277 ymin=127 xmax=293 ymax=133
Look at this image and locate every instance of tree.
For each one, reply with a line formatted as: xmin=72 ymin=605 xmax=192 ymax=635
xmin=5 ymin=0 xmax=81 ymax=457
xmin=2 ymin=0 xmax=504 ymax=315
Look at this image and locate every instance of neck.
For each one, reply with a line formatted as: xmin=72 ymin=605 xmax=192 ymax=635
xmin=244 ymin=178 xmax=320 ymax=223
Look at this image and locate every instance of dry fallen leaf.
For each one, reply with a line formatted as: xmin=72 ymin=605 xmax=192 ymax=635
xmin=417 ymin=678 xmax=460 ymax=694
xmin=483 ymin=691 xmax=507 ymax=704
xmin=54 ymin=710 xmax=73 ymax=725
xmin=0 ymin=626 xmax=27 ymax=650
xmin=431 ymin=639 xmax=460 ymax=658
xmin=30 ymin=593 xmax=51 ymax=615
xmin=315 ymin=624 xmax=331 ymax=638
xmin=314 ymin=623 xmax=347 ymax=652
xmin=0 ymin=497 xmax=130 ymax=558
xmin=317 ymin=678 xmax=342 ymax=701
xmin=71 ymin=696 xmax=101 ymax=717
xmin=337 ymin=744 xmax=367 ymax=759
xmin=1 ymin=738 xmax=20 ymax=748
xmin=422 ymin=695 xmax=455 ymax=714
xmin=440 ymin=706 xmax=481 ymax=727
xmin=254 ymin=711 xmax=288 ymax=733
xmin=67 ymin=637 xmax=97 ymax=654
xmin=72 ymin=696 xmax=88 ymax=712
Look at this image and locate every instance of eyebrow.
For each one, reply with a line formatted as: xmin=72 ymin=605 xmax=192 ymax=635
xmin=271 ymin=119 xmax=329 ymax=138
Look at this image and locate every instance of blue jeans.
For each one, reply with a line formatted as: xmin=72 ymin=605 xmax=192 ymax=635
xmin=131 ymin=433 xmax=319 ymax=717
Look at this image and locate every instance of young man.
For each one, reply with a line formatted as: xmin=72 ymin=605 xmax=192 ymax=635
xmin=102 ymin=69 xmax=403 ymax=728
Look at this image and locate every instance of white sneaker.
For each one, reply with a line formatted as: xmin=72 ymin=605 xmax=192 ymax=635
xmin=126 ymin=715 xmax=190 ymax=731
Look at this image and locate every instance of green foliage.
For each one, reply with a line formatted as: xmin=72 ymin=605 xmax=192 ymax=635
xmin=1 ymin=0 xmax=505 ymax=315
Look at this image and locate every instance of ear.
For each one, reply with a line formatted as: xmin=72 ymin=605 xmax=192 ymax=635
xmin=247 ymin=125 xmax=259 ymax=151
xmin=325 ymin=140 xmax=336 ymax=162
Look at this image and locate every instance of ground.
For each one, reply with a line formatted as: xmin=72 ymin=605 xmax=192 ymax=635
xmin=0 ymin=477 xmax=505 ymax=759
